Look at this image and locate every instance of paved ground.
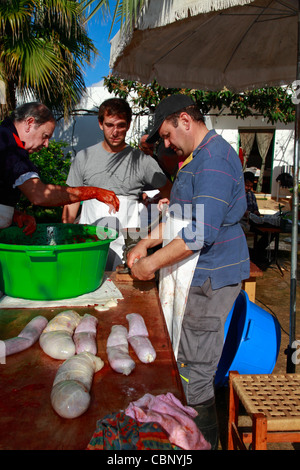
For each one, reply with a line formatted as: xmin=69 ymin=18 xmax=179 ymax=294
xmin=215 ymin=215 xmax=300 ymax=450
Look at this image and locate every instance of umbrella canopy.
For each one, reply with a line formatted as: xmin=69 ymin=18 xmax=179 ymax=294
xmin=110 ymin=0 xmax=298 ymax=91
xmin=110 ymin=0 xmax=300 ymax=373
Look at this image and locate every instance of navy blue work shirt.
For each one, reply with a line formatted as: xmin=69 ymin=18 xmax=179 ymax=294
xmin=169 ymin=130 xmax=250 ymax=289
xmin=0 ymin=118 xmax=40 ymax=207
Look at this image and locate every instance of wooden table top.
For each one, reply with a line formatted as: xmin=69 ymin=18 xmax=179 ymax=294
xmin=0 ymin=273 xmax=185 ymax=450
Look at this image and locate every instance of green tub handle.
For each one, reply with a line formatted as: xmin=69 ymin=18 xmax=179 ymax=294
xmin=27 ymin=250 xmax=57 ymax=258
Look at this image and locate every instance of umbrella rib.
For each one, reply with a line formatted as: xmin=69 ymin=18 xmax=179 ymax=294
xmin=223 ymin=0 xmax=296 ymax=73
xmin=153 ymin=1 xmax=296 ymax=73
xmin=277 ymin=0 xmax=298 ymax=13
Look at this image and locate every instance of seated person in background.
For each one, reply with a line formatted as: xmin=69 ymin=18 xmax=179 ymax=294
xmin=240 ymin=171 xmax=260 ymax=232
xmin=244 ymin=171 xmax=261 ymax=218
xmin=242 ymin=172 xmax=277 ymax=265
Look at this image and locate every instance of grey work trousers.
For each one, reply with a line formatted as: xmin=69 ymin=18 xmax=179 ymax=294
xmin=177 ymin=278 xmax=241 ymax=406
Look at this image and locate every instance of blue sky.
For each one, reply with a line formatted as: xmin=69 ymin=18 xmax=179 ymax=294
xmin=83 ymin=5 xmax=120 ymax=87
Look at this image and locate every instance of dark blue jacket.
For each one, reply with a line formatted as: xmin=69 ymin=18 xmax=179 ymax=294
xmin=0 ymin=118 xmax=39 ymax=207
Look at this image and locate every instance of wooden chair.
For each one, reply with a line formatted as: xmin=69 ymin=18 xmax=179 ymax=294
xmin=228 ymin=371 xmax=300 ymax=450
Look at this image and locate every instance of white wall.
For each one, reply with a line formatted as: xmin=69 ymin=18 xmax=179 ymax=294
xmin=209 ymin=113 xmax=295 ymax=197
xmin=53 ymin=82 xmax=151 ymax=157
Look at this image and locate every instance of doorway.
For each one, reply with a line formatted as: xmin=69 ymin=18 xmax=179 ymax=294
xmin=239 ymin=129 xmax=275 ymax=193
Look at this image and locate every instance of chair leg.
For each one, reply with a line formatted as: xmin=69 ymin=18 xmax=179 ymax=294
xmin=252 ymin=413 xmax=267 ymax=450
xmin=227 ymin=371 xmax=240 ymax=450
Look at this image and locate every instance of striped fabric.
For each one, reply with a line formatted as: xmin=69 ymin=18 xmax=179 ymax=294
xmin=169 ymin=129 xmax=250 ymax=289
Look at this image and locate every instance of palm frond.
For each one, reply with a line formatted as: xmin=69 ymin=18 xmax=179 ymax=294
xmin=1 ymin=0 xmax=98 ymax=118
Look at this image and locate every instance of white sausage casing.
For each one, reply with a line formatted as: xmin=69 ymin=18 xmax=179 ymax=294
xmin=51 ymin=352 xmax=104 ymax=419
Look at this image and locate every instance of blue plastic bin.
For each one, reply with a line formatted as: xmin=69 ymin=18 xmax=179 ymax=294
xmin=215 ymin=290 xmax=281 ymax=387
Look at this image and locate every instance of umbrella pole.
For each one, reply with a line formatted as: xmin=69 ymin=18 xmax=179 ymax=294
xmin=287 ymin=2 xmax=300 ymax=373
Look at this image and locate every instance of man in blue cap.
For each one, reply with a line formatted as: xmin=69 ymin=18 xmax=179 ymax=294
xmin=127 ymin=94 xmax=250 ymax=450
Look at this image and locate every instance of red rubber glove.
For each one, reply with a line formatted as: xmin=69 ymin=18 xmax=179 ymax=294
xmin=13 ymin=209 xmax=37 ymax=235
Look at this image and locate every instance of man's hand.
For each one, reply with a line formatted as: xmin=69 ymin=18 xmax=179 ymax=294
xmin=93 ymin=188 xmax=120 ymax=213
xmin=130 ymin=256 xmax=156 ymax=281
xmin=127 ymin=242 xmax=148 ymax=269
xmin=13 ymin=209 xmax=37 ymax=235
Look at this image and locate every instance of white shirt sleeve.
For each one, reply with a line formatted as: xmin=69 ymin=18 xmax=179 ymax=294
xmin=13 ymin=172 xmax=40 ymax=188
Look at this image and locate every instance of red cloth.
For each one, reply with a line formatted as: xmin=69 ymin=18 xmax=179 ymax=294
xmin=239 ymin=147 xmax=244 ymax=166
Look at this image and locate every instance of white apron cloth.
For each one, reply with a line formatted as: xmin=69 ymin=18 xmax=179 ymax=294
xmin=0 ymin=204 xmax=14 ymax=229
xmin=79 ymin=196 xmax=140 ymax=270
xmin=159 ymin=211 xmax=200 ymax=359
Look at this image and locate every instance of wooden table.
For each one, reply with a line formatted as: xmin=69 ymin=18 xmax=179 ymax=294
xmin=253 ymin=226 xmax=283 ymax=274
xmin=0 ymin=273 xmax=185 ymax=450
xmin=242 ymin=261 xmax=263 ymax=303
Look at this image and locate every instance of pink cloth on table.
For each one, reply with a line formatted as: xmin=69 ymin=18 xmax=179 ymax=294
xmin=125 ymin=392 xmax=211 ymax=450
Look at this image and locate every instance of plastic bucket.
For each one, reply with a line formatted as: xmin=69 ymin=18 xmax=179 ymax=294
xmin=0 ymin=223 xmax=118 ymax=301
xmin=215 ymin=290 xmax=281 ymax=387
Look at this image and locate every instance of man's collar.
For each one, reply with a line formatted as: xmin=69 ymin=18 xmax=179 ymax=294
xmin=1 ymin=117 xmax=26 ymax=149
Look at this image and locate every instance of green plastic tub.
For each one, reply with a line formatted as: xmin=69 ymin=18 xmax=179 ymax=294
xmin=0 ymin=223 xmax=118 ymax=300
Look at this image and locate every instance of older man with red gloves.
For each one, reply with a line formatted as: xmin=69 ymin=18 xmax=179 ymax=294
xmin=0 ymin=102 xmax=119 ymax=234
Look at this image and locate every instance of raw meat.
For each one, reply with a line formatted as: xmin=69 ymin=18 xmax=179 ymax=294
xmin=106 ymin=325 xmax=135 ymax=376
xmin=18 ymin=315 xmax=49 ymax=343
xmin=39 ymin=331 xmax=75 ymax=360
xmin=3 ymin=315 xmax=48 ymax=356
xmin=39 ymin=310 xmax=81 ymax=359
xmin=106 ymin=325 xmax=128 ymax=347
xmin=127 ymin=335 xmax=156 ymax=363
xmin=74 ymin=314 xmax=98 ymax=355
xmin=51 ymin=352 xmax=104 ymax=419
xmin=126 ymin=313 xmax=156 ymax=363
xmin=126 ymin=313 xmax=148 ymax=337
xmin=4 ymin=337 xmax=31 ymax=356
xmin=42 ymin=310 xmax=81 ymax=334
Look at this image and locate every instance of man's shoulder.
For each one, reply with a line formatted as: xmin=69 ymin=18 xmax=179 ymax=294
xmin=0 ymin=124 xmax=25 ymax=158
xmin=0 ymin=124 xmax=14 ymax=145
xmin=75 ymin=141 xmax=104 ymax=159
xmin=121 ymin=145 xmax=149 ymax=162
xmin=122 ymin=144 xmax=143 ymax=156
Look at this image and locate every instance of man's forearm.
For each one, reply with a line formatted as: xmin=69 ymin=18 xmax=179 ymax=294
xmin=19 ymin=178 xmax=119 ymax=212
xmin=130 ymin=236 xmax=194 ymax=280
xmin=62 ymin=202 xmax=80 ymax=223
xmin=20 ymin=179 xmax=94 ymax=206
xmin=149 ymin=236 xmax=194 ymax=271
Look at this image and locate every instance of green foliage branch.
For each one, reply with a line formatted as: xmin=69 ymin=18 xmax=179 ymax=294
xmin=17 ymin=140 xmax=72 ymax=222
xmin=104 ymin=76 xmax=295 ymax=124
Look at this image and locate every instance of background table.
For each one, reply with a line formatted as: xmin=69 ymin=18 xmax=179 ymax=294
xmin=0 ymin=273 xmax=185 ymax=450
xmin=242 ymin=261 xmax=263 ymax=303
xmin=253 ymin=226 xmax=283 ymax=274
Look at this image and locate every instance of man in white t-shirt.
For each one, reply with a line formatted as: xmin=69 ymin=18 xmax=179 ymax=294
xmin=62 ymin=98 xmax=172 ymax=270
